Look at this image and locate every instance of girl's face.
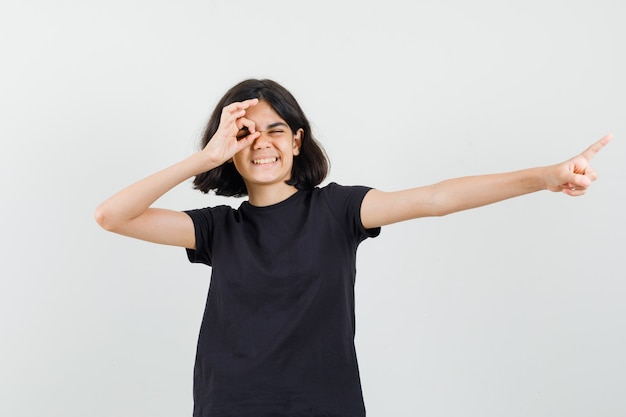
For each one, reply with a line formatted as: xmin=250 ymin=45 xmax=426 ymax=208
xmin=232 ymin=100 xmax=302 ymax=196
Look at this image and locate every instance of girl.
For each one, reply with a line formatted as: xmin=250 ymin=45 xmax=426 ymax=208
xmin=95 ymin=79 xmax=611 ymax=417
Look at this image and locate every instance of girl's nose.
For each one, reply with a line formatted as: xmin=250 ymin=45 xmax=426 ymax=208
xmin=252 ymin=131 xmax=271 ymax=149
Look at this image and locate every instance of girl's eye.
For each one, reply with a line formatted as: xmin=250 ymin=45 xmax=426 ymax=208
xmin=269 ymin=130 xmax=284 ymax=134
xmin=236 ymin=127 xmax=250 ymax=140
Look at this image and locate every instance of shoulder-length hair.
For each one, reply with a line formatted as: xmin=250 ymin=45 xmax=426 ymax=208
xmin=192 ymin=79 xmax=330 ymax=197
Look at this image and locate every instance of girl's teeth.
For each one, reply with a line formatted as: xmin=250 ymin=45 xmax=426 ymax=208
xmin=253 ymin=158 xmax=277 ymax=165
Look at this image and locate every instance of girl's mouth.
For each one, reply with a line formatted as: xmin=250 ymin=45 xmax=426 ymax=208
xmin=252 ymin=157 xmax=278 ymax=165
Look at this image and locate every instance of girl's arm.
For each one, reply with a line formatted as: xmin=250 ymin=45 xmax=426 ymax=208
xmin=94 ymin=99 xmax=261 ymax=248
xmin=361 ymin=134 xmax=612 ymax=229
xmin=94 ymin=153 xmax=213 ymax=249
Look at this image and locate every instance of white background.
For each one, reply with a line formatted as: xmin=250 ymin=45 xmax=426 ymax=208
xmin=1 ymin=1 xmax=624 ymax=416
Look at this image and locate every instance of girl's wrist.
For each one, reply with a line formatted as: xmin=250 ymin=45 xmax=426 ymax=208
xmin=190 ymin=149 xmax=223 ymax=175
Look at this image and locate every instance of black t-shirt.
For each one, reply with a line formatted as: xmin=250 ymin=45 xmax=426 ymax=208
xmin=185 ymin=182 xmax=380 ymax=417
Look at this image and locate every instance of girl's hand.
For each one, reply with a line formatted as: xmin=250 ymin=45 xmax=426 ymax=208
xmin=201 ymin=98 xmax=261 ymax=166
xmin=545 ymin=134 xmax=613 ymax=196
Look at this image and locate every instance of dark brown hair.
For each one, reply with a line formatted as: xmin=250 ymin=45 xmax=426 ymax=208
xmin=193 ymin=79 xmax=330 ymax=197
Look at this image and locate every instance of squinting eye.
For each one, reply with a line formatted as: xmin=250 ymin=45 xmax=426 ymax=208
xmin=236 ymin=127 xmax=250 ymax=140
xmin=269 ymin=130 xmax=284 ymax=134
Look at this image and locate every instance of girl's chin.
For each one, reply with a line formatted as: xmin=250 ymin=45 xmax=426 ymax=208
xmin=243 ymin=177 xmax=293 ymax=188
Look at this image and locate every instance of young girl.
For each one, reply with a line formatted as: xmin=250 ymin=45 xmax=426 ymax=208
xmin=95 ymin=79 xmax=611 ymax=417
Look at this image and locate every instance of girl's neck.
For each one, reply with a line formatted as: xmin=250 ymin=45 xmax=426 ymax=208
xmin=246 ymin=183 xmax=299 ymax=207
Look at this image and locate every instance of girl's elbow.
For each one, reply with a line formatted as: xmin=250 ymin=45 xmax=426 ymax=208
xmin=422 ymin=199 xmax=451 ymax=217
xmin=94 ymin=205 xmax=118 ymax=232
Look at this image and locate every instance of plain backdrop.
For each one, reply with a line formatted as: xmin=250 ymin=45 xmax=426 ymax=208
xmin=1 ymin=1 xmax=624 ymax=416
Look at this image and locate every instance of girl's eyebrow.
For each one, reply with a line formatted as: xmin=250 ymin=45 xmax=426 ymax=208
xmin=263 ymin=122 xmax=288 ymax=130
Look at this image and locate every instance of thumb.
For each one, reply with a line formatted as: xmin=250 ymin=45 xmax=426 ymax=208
xmin=568 ymin=172 xmax=591 ymax=188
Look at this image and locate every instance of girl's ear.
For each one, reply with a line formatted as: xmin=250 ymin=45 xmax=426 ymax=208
xmin=293 ymin=128 xmax=303 ymax=156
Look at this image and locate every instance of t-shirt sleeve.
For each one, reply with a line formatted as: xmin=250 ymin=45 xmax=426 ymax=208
xmin=183 ymin=207 xmax=217 ymax=266
xmin=322 ymin=182 xmax=381 ymax=242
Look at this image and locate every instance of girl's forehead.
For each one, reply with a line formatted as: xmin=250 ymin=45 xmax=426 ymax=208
xmin=246 ymin=100 xmax=284 ymax=125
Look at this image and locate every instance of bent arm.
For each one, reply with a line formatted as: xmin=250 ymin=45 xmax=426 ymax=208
xmin=94 ymin=152 xmax=215 ymax=249
xmin=94 ymin=99 xmax=262 ymax=248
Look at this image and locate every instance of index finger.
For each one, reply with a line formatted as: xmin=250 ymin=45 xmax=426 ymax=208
xmin=581 ymin=133 xmax=613 ymax=161
xmin=227 ymin=98 xmax=259 ymax=110
xmin=221 ymin=99 xmax=259 ymax=119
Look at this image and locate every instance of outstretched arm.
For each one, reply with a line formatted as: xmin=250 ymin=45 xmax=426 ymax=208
xmin=94 ymin=99 xmax=261 ymax=248
xmin=361 ymin=134 xmax=612 ymax=229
